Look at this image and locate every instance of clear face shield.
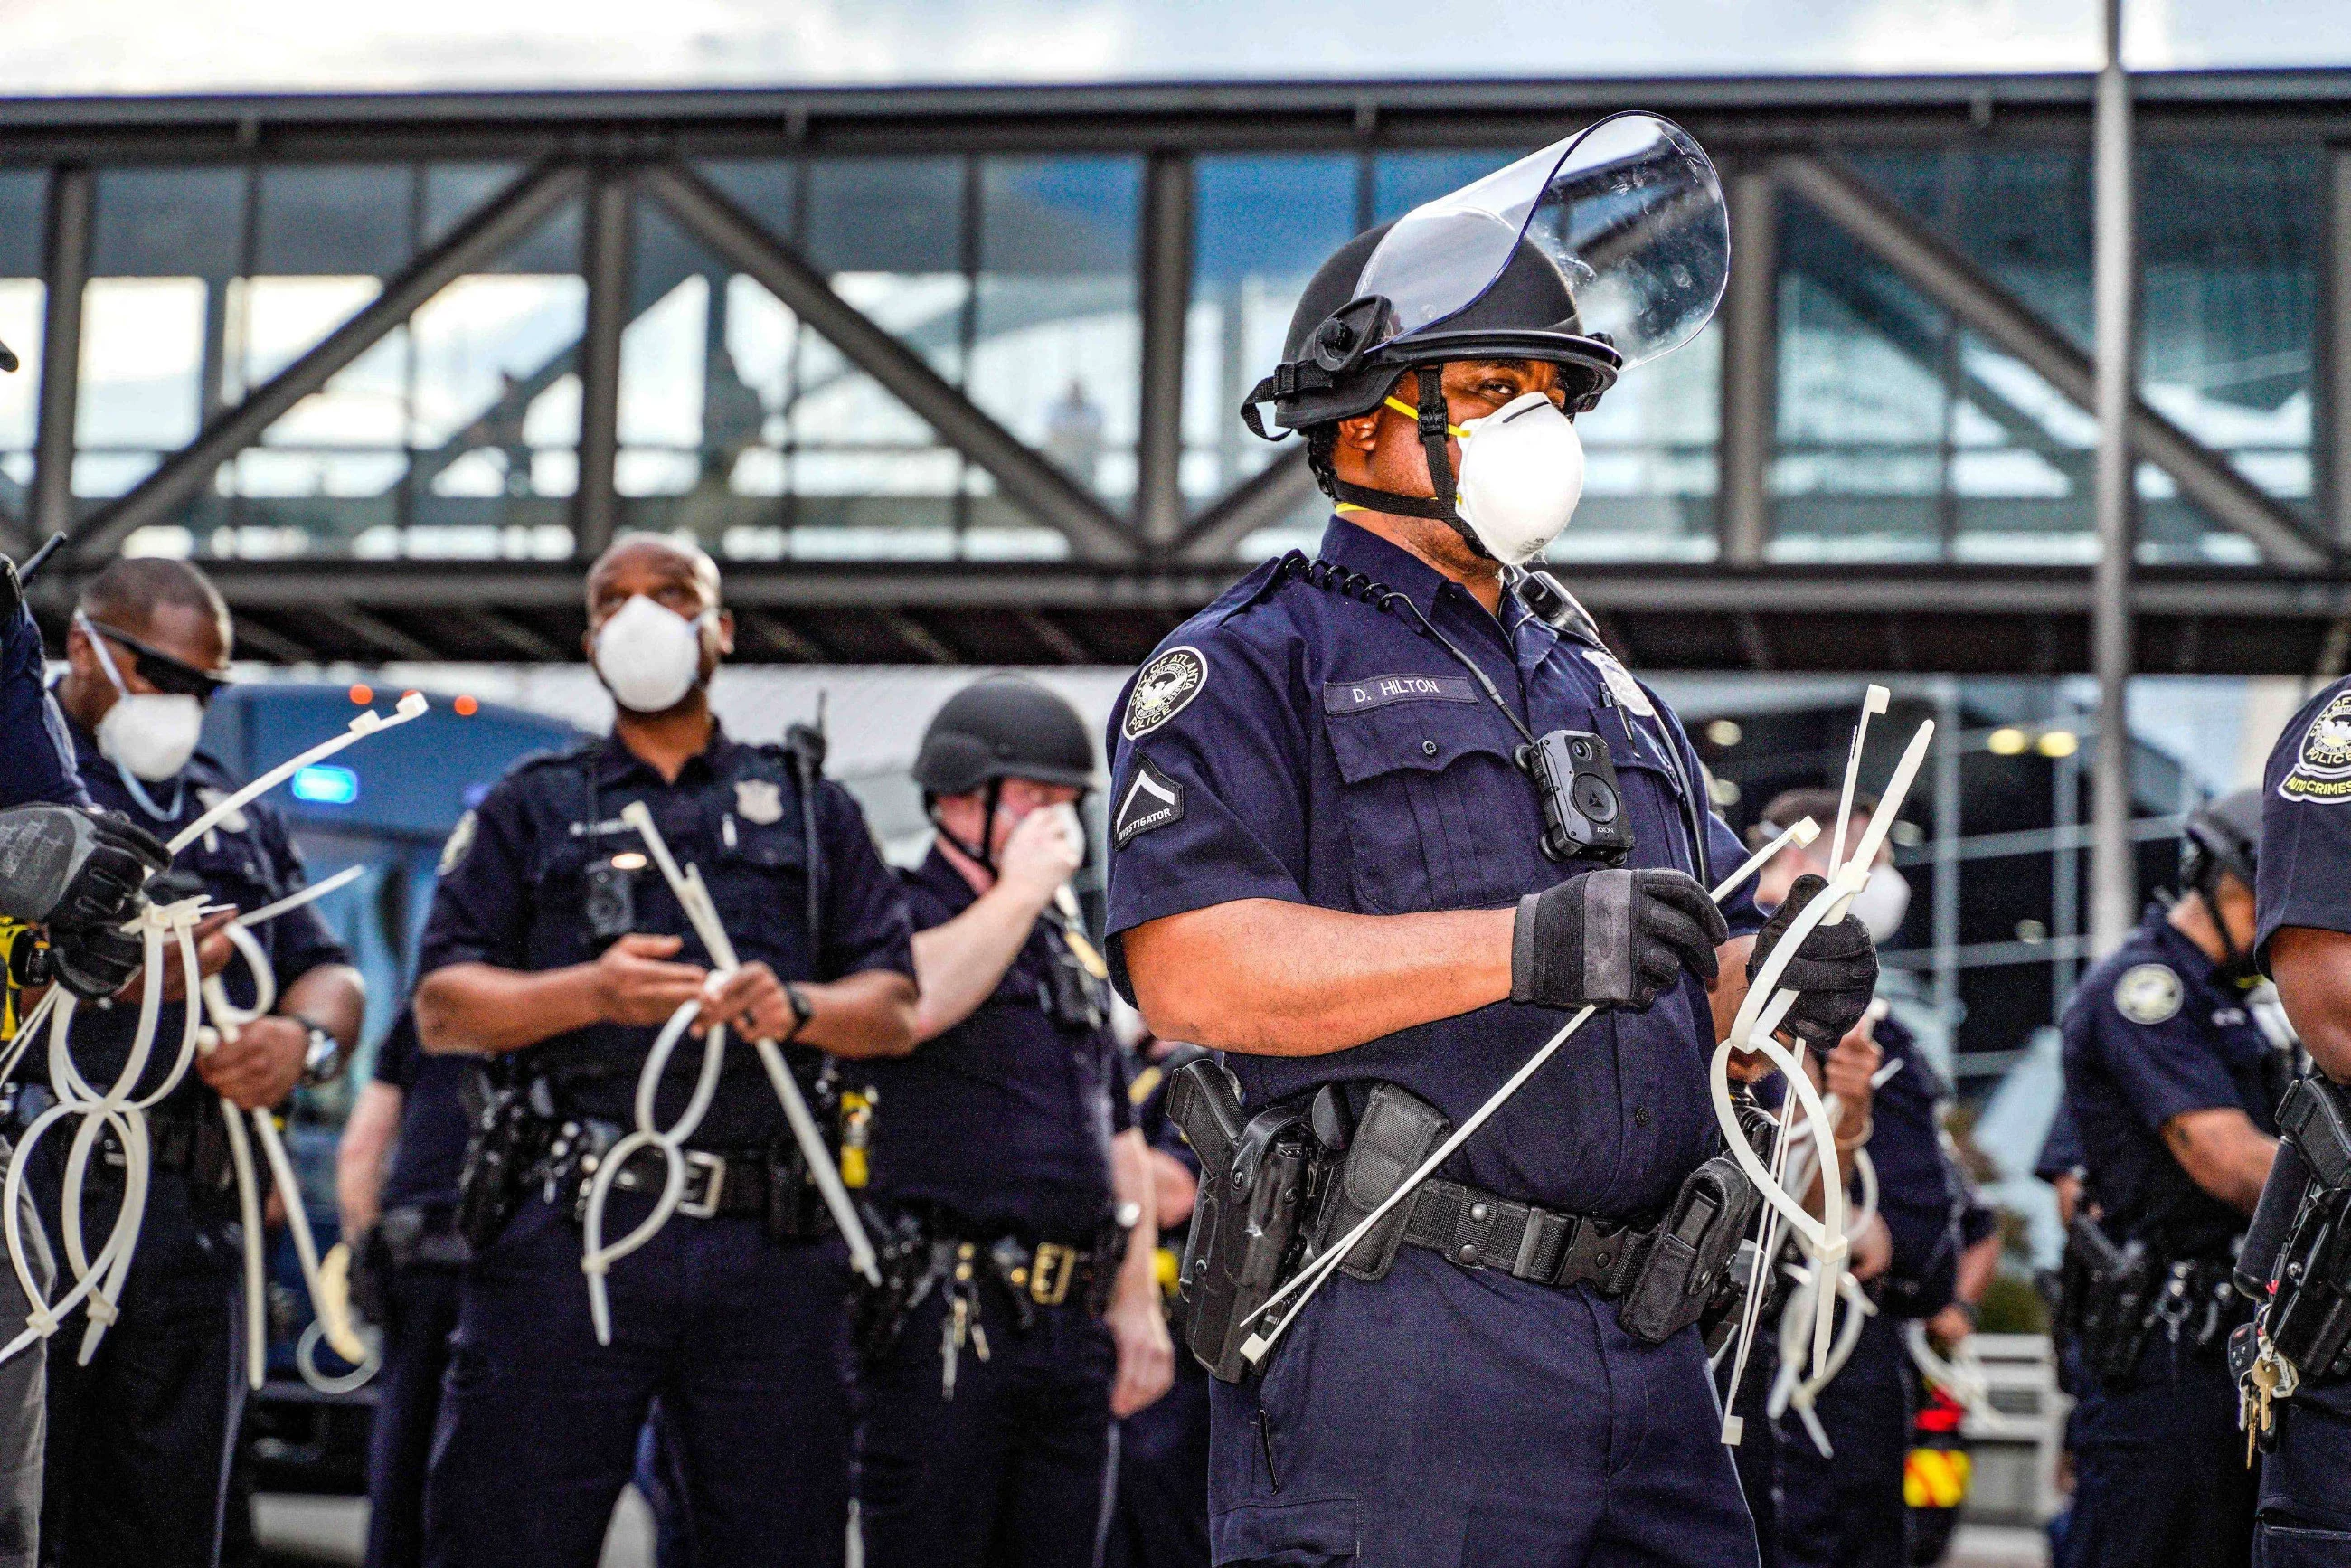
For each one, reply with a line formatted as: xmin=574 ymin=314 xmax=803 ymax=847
xmin=1353 ymin=111 xmax=1730 ymax=371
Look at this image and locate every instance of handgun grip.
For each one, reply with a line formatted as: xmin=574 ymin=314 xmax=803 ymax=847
xmin=1166 ymin=1055 xmax=1245 ymax=1176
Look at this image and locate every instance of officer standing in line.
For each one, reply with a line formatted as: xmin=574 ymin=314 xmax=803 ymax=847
xmin=39 ymin=557 xmax=364 ymax=1567
xmin=1745 ymin=789 xmax=1977 ymax=1568
xmin=413 ymin=534 xmax=917 ymax=1568
xmin=1102 ymin=1023 xmax=1213 ymax=1568
xmin=2248 ymin=686 xmax=2351 ymax=1563
xmin=854 ymin=675 xmax=1173 ymax=1567
xmin=1106 ymin=120 xmax=1880 ymax=1566
xmin=2056 ymin=789 xmax=2279 ymax=1568
xmin=335 ymin=1006 xmax=473 ymax=1568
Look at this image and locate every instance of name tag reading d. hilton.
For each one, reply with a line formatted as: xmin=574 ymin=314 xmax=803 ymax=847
xmin=1321 ymin=675 xmax=1478 ymax=715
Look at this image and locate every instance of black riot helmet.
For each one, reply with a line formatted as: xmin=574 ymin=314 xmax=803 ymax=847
xmin=913 ymin=675 xmax=1097 ymax=801
xmin=2182 ymin=789 xmax=2263 ymax=982
xmin=1239 ymin=112 xmax=1728 ymax=527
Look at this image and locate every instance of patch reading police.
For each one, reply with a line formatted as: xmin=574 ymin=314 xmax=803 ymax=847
xmin=2114 ymin=962 xmax=2184 ymax=1026
xmin=1322 ymin=674 xmax=1477 ymax=714
xmin=1581 ymin=650 xmax=1657 ymax=718
xmin=1112 ymin=757 xmax=1186 ymax=848
xmin=1122 ymin=647 xmax=1206 ymax=740
xmin=2280 ymin=688 xmax=2351 ymax=804
xmin=437 ymin=808 xmax=477 ymax=877
xmin=734 ymin=779 xmax=784 ymax=826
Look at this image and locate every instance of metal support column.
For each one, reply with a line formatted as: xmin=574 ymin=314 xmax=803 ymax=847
xmin=1931 ymin=675 xmax=1962 ymax=1073
xmin=574 ymin=165 xmax=633 ymax=560
xmin=1718 ymin=165 xmax=1778 ymax=566
xmin=2321 ymin=145 xmax=2351 ymax=551
xmin=32 ymin=165 xmax=92 ymax=545
xmin=2090 ymin=0 xmax=2138 ymax=956
xmin=1135 ymin=151 xmax=1194 ymax=552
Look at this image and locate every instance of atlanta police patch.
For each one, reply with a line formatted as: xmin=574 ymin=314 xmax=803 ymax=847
xmin=2113 ymin=962 xmax=2183 ymax=1026
xmin=438 ymin=809 xmax=477 ymax=877
xmin=2280 ymin=689 xmax=2351 ymax=804
xmin=1122 ymin=647 xmax=1206 ymax=741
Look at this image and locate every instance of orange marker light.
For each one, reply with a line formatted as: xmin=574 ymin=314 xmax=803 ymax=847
xmin=348 ymin=684 xmax=373 ymax=705
xmin=454 ymin=694 xmax=479 ymax=717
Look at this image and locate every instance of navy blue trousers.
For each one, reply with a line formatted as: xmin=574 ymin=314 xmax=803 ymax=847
xmin=364 ymin=1263 xmax=462 ymax=1568
xmin=1104 ymin=1354 xmax=1211 ymax=1568
xmin=1774 ymin=1311 xmax=1912 ymax=1568
xmin=2067 ymin=1335 xmax=2254 ymax=1568
xmin=1211 ymin=1247 xmax=1760 ymax=1568
xmin=854 ymin=1286 xmax=1116 ymax=1568
xmin=421 ymin=1194 xmax=854 ymax=1568
xmin=2255 ymin=1382 xmax=2351 ymax=1566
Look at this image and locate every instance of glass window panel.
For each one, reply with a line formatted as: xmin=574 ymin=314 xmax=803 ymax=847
xmin=424 ymin=165 xmax=522 ymax=250
xmin=970 ymin=156 xmax=1140 ymax=509
xmin=257 ymin=165 xmax=413 ymax=279
xmin=1553 ymin=323 xmax=1722 ymax=563
xmin=1185 ymin=154 xmax=1359 ymax=508
xmin=0 ymin=170 xmax=44 ymax=526
xmin=92 ymin=168 xmax=244 ymax=280
xmin=700 ymin=161 xmax=799 ymax=241
xmin=1372 ymin=150 xmax=1521 ymax=225
xmin=805 ymin=158 xmax=967 ymax=383
xmin=78 ymin=277 xmax=207 ymax=454
xmin=0 ymin=171 xmax=43 ymax=279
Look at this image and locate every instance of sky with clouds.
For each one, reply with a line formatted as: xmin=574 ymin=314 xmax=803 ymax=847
xmin=0 ymin=0 xmax=2346 ymax=97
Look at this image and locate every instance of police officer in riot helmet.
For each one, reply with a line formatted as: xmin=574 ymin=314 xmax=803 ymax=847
xmin=2054 ymin=789 xmax=2280 ymax=1568
xmin=1106 ymin=116 xmax=1879 ymax=1564
xmin=413 ymin=534 xmax=918 ymax=1568
xmin=854 ymin=676 xmax=1172 ymax=1568
xmin=2244 ymin=692 xmax=2351 ymax=1563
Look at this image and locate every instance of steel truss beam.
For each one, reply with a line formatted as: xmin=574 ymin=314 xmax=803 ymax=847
xmin=1176 ymin=448 xmax=1319 ymax=562
xmin=635 ymin=160 xmax=1138 ymax=563
xmin=66 ymin=161 xmax=587 ymax=562
xmin=1778 ymin=154 xmax=2331 ymax=569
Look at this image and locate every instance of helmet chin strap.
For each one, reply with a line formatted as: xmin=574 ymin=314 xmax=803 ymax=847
xmin=931 ymin=778 xmax=1005 ymax=880
xmin=1325 ymin=365 xmax=1497 ymax=563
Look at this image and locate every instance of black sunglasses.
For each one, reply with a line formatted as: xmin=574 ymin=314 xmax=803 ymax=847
xmin=82 ymin=618 xmax=229 ymax=702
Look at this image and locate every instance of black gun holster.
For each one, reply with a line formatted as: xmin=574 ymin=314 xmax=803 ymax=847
xmin=454 ymin=1081 xmax=548 ymax=1252
xmin=2245 ymin=1075 xmax=2351 ymax=1387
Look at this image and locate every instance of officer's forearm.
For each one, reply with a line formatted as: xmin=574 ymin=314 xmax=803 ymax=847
xmin=1124 ymin=900 xmax=1514 ymax=1056
xmin=909 ymin=884 xmax=1050 ymax=1044
xmin=1110 ymin=1128 xmax=1161 ymax=1310
xmin=336 ymin=1081 xmax=401 ymax=1235
xmin=1955 ymin=1230 xmax=2001 ymax=1306
xmin=415 ymin=960 xmax=613 ymax=1054
xmin=282 ymin=963 xmax=365 ymax=1057
xmin=1709 ymin=936 xmax=1754 ymax=1045
xmin=795 ymin=969 xmax=918 ymax=1061
xmin=2271 ymin=926 xmax=2351 ymax=1083
xmin=2162 ymin=1107 xmax=2278 ymax=1215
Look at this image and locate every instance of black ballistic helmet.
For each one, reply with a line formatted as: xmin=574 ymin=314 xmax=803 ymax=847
xmin=2182 ymin=788 xmax=2261 ymax=894
xmin=913 ymin=675 xmax=1097 ymax=800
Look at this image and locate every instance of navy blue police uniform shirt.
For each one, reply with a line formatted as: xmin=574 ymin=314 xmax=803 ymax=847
xmin=862 ymin=845 xmax=1131 ymax=1246
xmin=2062 ymin=904 xmax=2280 ymax=1260
xmin=66 ymin=722 xmax=348 ymax=1108
xmin=1103 ymin=517 xmax=1763 ymax=1222
xmin=1862 ymin=1016 xmax=1968 ymax=1318
xmin=2036 ymin=1100 xmax=2086 ymax=1185
xmin=373 ymin=1007 xmax=474 ymax=1214
xmin=1 ymin=611 xmax=89 ymax=809
xmin=417 ymin=726 xmax=915 ymax=1149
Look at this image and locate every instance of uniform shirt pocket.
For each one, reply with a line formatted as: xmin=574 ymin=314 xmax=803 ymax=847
xmin=711 ymin=817 xmax=815 ymax=969
xmin=1323 ymin=703 xmax=1539 ymax=913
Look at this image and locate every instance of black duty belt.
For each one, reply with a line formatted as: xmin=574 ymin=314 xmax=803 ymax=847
xmin=936 ymin=1233 xmax=1106 ymax=1309
xmin=1401 ymin=1177 xmax=1650 ymax=1297
xmin=531 ymin=1119 xmax=774 ymax=1223
xmin=3 ymin=1083 xmax=210 ymax=1176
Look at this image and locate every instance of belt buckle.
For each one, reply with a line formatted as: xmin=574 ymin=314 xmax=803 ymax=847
xmin=1030 ymin=1242 xmax=1076 ymax=1306
xmin=678 ymin=1151 xmax=727 ymax=1220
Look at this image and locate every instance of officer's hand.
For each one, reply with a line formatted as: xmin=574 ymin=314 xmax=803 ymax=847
xmin=1820 ymin=1019 xmax=1883 ymax=1150
xmin=1927 ymin=1303 xmax=1975 ymax=1349
xmin=995 ymin=803 xmax=1083 ymax=912
xmin=132 ymin=908 xmax=241 ymax=1005
xmin=1746 ymin=874 xmax=1878 ymax=1049
xmin=694 ymin=960 xmax=791 ymax=1041
xmin=200 ymin=1015 xmax=307 ymax=1110
xmin=0 ymin=804 xmax=167 ymax=927
xmin=1510 ymin=868 xmax=1729 ymax=1011
xmin=590 ymin=932 xmax=711 ymax=1026
xmin=1106 ymin=1284 xmax=1175 ymax=1418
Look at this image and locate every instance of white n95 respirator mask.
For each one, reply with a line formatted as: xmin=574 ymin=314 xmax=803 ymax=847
xmin=1454 ymin=391 xmax=1587 ymax=567
xmin=1848 ymin=864 xmax=1912 ymax=945
xmin=593 ymin=595 xmax=710 ymax=715
xmin=78 ymin=612 xmax=203 ymax=783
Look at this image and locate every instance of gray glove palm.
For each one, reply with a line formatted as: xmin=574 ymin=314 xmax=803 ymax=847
xmin=1511 ymin=867 xmax=1729 ymax=1011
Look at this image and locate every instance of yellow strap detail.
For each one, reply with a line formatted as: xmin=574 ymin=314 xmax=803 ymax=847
xmin=1382 ymin=395 xmax=1469 ymax=439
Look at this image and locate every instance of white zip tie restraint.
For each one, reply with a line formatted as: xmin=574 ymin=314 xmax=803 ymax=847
xmin=1233 ymin=815 xmax=1826 ymax=1371
xmin=0 ymin=694 xmax=426 ymax=1372
xmin=571 ymin=803 xmax=880 ymax=1346
xmin=1903 ymin=1319 xmax=1989 ymax=1417
xmin=1714 ymin=690 xmax=1934 ymax=1444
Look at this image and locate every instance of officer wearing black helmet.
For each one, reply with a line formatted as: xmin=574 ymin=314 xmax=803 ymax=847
xmin=1105 ymin=117 xmax=1879 ymax=1565
xmin=854 ymin=675 xmax=1173 ymax=1568
xmin=2054 ymin=789 xmax=2282 ymax=1568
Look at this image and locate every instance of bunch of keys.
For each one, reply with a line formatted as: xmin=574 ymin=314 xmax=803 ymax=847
xmin=940 ymin=1242 xmax=990 ymax=1401
xmin=2240 ymin=1332 xmax=2298 ymax=1465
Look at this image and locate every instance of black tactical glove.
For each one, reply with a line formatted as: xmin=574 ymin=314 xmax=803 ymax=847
xmin=0 ymin=805 xmax=168 ymax=928
xmin=1511 ymin=867 xmax=1729 ymax=1011
xmin=44 ymin=920 xmax=148 ymax=1001
xmin=1745 ymin=873 xmax=1878 ymax=1051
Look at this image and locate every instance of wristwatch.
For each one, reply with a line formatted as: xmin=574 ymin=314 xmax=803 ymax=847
xmin=295 ymin=1018 xmax=343 ymax=1088
xmin=780 ymin=982 xmax=815 ymax=1043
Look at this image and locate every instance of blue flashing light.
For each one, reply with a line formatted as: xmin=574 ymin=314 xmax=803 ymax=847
xmin=290 ymin=765 xmax=360 ymax=806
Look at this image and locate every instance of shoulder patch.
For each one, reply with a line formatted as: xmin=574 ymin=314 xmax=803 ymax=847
xmin=1123 ymin=647 xmax=1208 ymax=741
xmin=1113 ymin=757 xmax=1187 ymax=848
xmin=193 ymin=786 xmax=250 ymax=836
xmin=2280 ymin=688 xmax=2351 ymax=804
xmin=1581 ymin=649 xmax=1656 ymax=717
xmin=438 ymin=809 xmax=478 ymax=877
xmin=2113 ymin=962 xmax=2184 ymax=1026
